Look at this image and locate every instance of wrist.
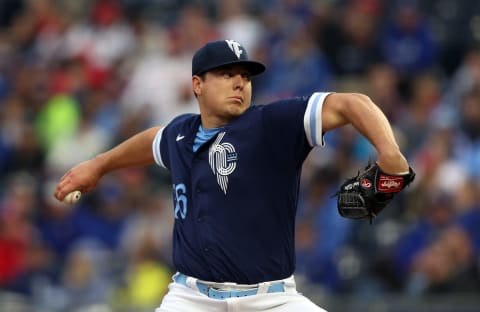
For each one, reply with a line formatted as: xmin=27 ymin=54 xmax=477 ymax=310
xmin=376 ymin=149 xmax=409 ymax=174
xmin=93 ymin=153 xmax=110 ymax=176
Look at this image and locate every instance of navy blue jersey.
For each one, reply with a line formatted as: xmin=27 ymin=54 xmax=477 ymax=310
xmin=152 ymin=92 xmax=330 ymax=284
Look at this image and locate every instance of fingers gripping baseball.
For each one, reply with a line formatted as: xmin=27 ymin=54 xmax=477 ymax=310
xmin=54 ymin=159 xmax=102 ymax=203
xmin=63 ymin=190 xmax=82 ymax=204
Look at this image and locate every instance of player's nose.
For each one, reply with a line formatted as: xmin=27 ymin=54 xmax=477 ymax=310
xmin=232 ymin=74 xmax=245 ymax=90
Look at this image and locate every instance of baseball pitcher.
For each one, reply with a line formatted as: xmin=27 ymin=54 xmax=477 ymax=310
xmin=55 ymin=40 xmax=414 ymax=311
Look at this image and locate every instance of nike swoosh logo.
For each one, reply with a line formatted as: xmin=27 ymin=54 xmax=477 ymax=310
xmin=176 ymin=134 xmax=185 ymax=141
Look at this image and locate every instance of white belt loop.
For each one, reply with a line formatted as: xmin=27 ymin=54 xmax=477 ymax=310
xmin=186 ymin=276 xmax=199 ymax=291
xmin=172 ymin=272 xmax=179 ymax=281
xmin=256 ymin=281 xmax=270 ymax=294
xmin=283 ymin=275 xmax=297 ymax=293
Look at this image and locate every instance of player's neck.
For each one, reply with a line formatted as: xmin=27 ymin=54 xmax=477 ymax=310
xmin=200 ymin=115 xmax=230 ymax=129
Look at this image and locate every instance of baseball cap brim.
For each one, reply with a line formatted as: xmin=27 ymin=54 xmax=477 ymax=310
xmin=195 ymin=60 xmax=266 ymax=77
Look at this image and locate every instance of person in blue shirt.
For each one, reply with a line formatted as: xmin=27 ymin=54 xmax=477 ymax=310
xmin=54 ymin=39 xmax=411 ymax=311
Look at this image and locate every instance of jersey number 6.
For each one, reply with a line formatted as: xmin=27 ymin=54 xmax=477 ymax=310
xmin=173 ymin=183 xmax=188 ymax=219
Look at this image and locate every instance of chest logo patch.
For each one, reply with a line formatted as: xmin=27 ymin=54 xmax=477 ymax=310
xmin=208 ymin=132 xmax=237 ymax=194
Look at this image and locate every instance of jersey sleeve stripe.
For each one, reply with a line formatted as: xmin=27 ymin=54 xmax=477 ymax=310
xmin=304 ymin=92 xmax=330 ymax=147
xmin=152 ymin=127 xmax=166 ymax=168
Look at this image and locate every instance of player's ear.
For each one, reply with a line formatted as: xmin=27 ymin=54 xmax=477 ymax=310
xmin=192 ymin=75 xmax=202 ymax=97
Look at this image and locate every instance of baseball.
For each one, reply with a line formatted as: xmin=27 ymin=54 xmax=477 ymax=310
xmin=63 ymin=190 xmax=82 ymax=205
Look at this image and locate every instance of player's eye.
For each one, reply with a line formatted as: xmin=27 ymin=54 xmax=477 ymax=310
xmin=219 ymin=70 xmax=250 ymax=81
xmin=241 ymin=73 xmax=251 ymax=81
xmin=223 ymin=71 xmax=236 ymax=79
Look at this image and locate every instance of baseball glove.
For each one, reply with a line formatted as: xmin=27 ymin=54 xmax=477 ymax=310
xmin=337 ymin=162 xmax=415 ymax=222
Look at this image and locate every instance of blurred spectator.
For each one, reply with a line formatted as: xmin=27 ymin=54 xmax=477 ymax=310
xmin=73 ymin=180 xmax=130 ymax=251
xmin=451 ymin=86 xmax=480 ymax=179
xmin=396 ymin=73 xmax=441 ymax=155
xmin=0 ymin=172 xmax=51 ymax=293
xmin=439 ymin=47 xmax=480 ymax=114
xmin=122 ymin=2 xmax=168 ymax=61
xmin=324 ymin=125 xmax=376 ymax=173
xmin=44 ymin=91 xmax=113 ymax=178
xmin=407 ymin=225 xmax=475 ymax=294
xmin=217 ymin=0 xmax=264 ymax=53
xmin=365 ymin=63 xmax=406 ymax=124
xmin=296 ymin=166 xmax=355 ymax=291
xmin=379 ymin=0 xmax=437 ymax=82
xmin=34 ymin=93 xmax=80 ymax=152
xmin=61 ymin=0 xmax=135 ymax=90
xmin=28 ymin=0 xmax=69 ymax=65
xmin=322 ymin=0 xmax=382 ymax=77
xmin=407 ymin=126 xmax=461 ymax=219
xmin=116 ymin=192 xmax=173 ymax=309
xmin=405 ymin=178 xmax=480 ymax=294
xmin=455 ymin=183 xmax=480 ymax=285
xmin=420 ymin=1 xmax=480 ymax=75
xmin=58 ymin=241 xmax=113 ymax=311
xmin=32 ymin=239 xmax=114 ymax=312
xmin=119 ymin=4 xmax=214 ymax=125
xmin=0 ymin=95 xmax=45 ymax=175
xmin=120 ymin=190 xmax=173 ymax=267
xmin=35 ymin=184 xmax=83 ymax=270
xmin=392 ymin=191 xmax=457 ymax=292
xmin=257 ymin=20 xmax=333 ymax=101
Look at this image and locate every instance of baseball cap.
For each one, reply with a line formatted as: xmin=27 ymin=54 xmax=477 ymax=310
xmin=192 ymin=40 xmax=266 ymax=76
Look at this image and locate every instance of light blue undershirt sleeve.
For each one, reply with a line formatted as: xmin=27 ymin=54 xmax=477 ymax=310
xmin=193 ymin=125 xmax=221 ymax=152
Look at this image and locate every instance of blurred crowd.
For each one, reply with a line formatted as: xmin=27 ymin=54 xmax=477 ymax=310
xmin=0 ymin=0 xmax=479 ymax=311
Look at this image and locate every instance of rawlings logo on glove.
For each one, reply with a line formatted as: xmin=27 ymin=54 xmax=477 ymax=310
xmin=337 ymin=162 xmax=415 ymax=222
xmin=378 ymin=175 xmax=404 ymax=192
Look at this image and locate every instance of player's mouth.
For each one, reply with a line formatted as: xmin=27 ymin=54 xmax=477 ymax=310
xmin=228 ymin=96 xmax=244 ymax=104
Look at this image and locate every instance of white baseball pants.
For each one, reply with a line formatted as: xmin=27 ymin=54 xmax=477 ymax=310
xmin=155 ymin=273 xmax=327 ymax=312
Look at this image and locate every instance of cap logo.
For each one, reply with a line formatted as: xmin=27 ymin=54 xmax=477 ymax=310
xmin=225 ymin=39 xmax=243 ymax=59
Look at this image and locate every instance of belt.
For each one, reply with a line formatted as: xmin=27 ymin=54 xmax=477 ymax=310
xmin=173 ymin=273 xmax=287 ymax=300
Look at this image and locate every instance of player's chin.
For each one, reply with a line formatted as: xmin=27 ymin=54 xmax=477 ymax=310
xmin=227 ymin=101 xmax=249 ymax=114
